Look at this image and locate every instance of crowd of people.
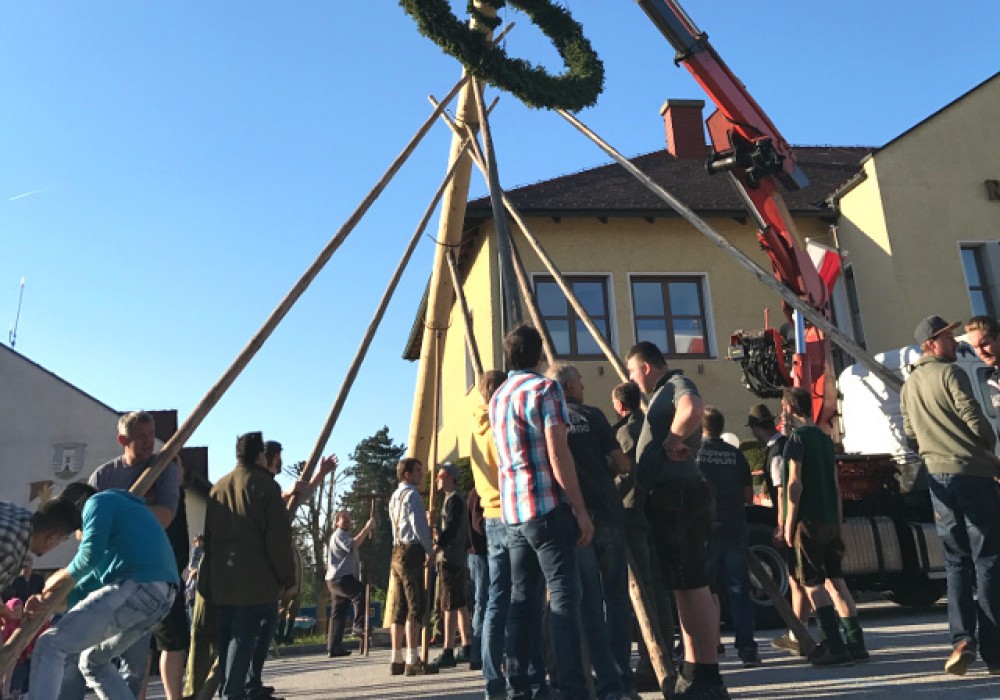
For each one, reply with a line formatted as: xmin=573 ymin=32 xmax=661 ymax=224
xmin=383 ymin=314 xmax=1000 ymax=700
xmin=0 ymin=313 xmax=996 ymax=700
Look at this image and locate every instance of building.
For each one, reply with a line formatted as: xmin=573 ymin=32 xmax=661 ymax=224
xmin=0 ymin=344 xmax=210 ymax=570
xmin=405 ymin=71 xmax=1000 ymax=460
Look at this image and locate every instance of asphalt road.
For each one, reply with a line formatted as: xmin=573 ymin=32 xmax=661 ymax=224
xmin=146 ymin=600 xmax=1000 ymax=699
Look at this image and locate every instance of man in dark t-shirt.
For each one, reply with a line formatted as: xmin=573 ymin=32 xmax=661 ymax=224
xmin=781 ymin=387 xmax=867 ymax=666
xmin=548 ymin=362 xmax=632 ymax=697
xmin=697 ymin=408 xmax=758 ymax=667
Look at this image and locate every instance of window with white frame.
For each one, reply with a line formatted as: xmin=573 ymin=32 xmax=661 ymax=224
xmin=630 ymin=275 xmax=712 ymax=358
xmin=535 ymin=275 xmax=612 ymax=359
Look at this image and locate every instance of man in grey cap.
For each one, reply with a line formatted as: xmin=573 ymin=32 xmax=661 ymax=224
xmin=901 ymin=315 xmax=1000 ymax=676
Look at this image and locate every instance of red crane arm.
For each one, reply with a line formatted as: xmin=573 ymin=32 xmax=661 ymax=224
xmin=636 ymin=0 xmax=838 ymax=429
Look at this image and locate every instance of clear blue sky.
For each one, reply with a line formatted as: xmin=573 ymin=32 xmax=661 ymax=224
xmin=3 ymin=2 xmax=999 ymax=487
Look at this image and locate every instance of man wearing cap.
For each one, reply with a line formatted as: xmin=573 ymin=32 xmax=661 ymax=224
xmin=901 ymin=315 xmax=1000 ymax=676
xmin=430 ymin=463 xmax=472 ymax=669
xmin=201 ymin=433 xmax=297 ymax=700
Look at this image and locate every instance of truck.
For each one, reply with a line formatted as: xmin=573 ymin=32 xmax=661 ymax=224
xmin=633 ymin=0 xmax=1000 ymax=628
xmin=739 ymin=341 xmax=999 ymax=628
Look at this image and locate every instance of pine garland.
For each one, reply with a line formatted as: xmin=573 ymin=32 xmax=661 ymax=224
xmin=399 ymin=0 xmax=604 ymax=111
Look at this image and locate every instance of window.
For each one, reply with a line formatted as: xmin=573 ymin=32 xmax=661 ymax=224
xmin=961 ymin=245 xmax=997 ymax=318
xmin=535 ymin=275 xmax=612 ymax=358
xmin=630 ymin=276 xmax=711 ymax=358
xmin=844 ymin=266 xmax=867 ymax=349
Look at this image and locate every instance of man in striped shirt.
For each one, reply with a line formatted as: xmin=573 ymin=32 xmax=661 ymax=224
xmin=489 ymin=324 xmax=594 ymax=700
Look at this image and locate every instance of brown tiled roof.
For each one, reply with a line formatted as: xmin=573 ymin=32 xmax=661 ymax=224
xmin=403 ymin=146 xmax=871 ymax=360
xmin=465 ymin=146 xmax=871 ymax=220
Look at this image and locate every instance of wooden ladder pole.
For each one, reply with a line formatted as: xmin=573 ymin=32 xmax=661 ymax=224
xmin=421 ymin=330 xmax=443 ymax=665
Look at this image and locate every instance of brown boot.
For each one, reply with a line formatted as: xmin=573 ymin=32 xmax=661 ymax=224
xmin=945 ymin=640 xmax=976 ymax=676
xmin=404 ymin=659 xmax=439 ymax=676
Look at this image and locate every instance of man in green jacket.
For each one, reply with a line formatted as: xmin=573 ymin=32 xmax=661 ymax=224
xmin=901 ymin=315 xmax=1000 ymax=677
xmin=201 ymin=432 xmax=297 ymax=700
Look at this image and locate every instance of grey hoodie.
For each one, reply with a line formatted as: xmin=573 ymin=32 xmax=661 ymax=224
xmin=900 ymin=354 xmax=997 ymax=478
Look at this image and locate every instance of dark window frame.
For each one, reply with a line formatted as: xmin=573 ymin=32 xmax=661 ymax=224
xmin=629 ymin=275 xmax=713 ymax=359
xmin=961 ymin=244 xmax=997 ymax=319
xmin=533 ymin=274 xmax=613 ymax=360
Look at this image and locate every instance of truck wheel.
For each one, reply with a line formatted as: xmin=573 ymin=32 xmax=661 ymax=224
xmin=886 ymin=577 xmax=946 ymax=607
xmin=746 ymin=523 xmax=790 ymax=630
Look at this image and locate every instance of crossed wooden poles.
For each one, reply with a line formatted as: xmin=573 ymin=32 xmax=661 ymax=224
xmin=0 ymin=24 xmax=825 ymax=694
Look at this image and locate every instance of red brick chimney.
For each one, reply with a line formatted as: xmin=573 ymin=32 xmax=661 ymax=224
xmin=660 ymin=99 xmax=707 ymax=159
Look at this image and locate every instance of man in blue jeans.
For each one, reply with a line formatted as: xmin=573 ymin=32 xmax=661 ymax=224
xmin=490 ymin=325 xmax=594 ymax=700
xmin=547 ymin=361 xmax=632 ymax=699
xmin=202 ymin=432 xmax=297 ymax=699
xmin=901 ymin=315 xmax=1000 ymax=676
xmin=27 ymin=482 xmax=178 ymax=700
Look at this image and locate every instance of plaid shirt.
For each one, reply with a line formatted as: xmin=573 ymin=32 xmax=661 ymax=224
xmin=0 ymin=501 xmax=33 ymax=593
xmin=490 ymin=370 xmax=570 ymax=524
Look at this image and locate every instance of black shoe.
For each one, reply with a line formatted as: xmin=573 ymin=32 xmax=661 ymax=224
xmin=430 ymin=650 xmax=457 ymax=669
xmin=633 ymin=673 xmax=659 ymax=693
xmin=469 ymin=660 xmax=483 ymax=671
xmin=672 ymin=676 xmax=731 ymax=699
xmin=738 ymin=647 xmax=761 ymax=668
xmin=328 ymin=648 xmax=351 ymax=658
xmin=809 ymin=642 xmax=854 ymax=667
xmin=390 ymin=661 xmax=405 ymax=675
xmin=846 ymin=644 xmax=870 ymax=662
xmin=405 ymin=659 xmax=439 ymax=675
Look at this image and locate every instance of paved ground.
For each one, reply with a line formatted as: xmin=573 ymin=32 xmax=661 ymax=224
xmin=145 ymin=601 xmax=1000 ymax=699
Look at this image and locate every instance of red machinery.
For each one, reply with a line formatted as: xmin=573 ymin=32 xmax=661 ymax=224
xmin=636 ymin=0 xmax=840 ymax=432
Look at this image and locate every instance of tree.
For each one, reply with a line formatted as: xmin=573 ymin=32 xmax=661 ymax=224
xmin=339 ymin=426 xmax=405 ymax=593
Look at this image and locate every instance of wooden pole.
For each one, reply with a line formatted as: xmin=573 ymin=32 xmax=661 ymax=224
xmin=445 ymin=247 xmax=484 ymax=382
xmin=421 ymin=330 xmax=443 ymax=665
xmin=746 ymin=550 xmax=817 ymax=656
xmin=406 ymin=6 xmax=507 ymax=468
xmin=555 ymin=108 xmax=903 ymax=393
xmin=362 ymin=495 xmax=377 ymax=657
xmin=428 ymin=96 xmax=556 ymax=368
xmin=287 ymin=140 xmax=473 ymax=514
xmin=470 ymin=78 xmax=522 ymax=330
xmin=626 ymin=550 xmax=675 ymax=682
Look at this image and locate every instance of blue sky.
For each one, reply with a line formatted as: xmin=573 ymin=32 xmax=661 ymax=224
xmin=3 ymin=1 xmax=999 ymax=488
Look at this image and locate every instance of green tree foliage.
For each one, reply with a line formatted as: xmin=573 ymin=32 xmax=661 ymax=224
xmin=339 ymin=426 xmax=406 ymax=593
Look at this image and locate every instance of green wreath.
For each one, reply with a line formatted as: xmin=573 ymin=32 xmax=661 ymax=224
xmin=399 ymin=0 xmax=604 ymax=111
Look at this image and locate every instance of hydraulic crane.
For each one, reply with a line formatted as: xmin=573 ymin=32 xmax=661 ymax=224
xmin=635 ymin=0 xmax=848 ymax=431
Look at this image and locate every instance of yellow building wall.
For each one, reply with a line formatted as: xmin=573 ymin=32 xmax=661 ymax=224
xmin=838 ymin=74 xmax=1000 ymax=353
xmin=425 ymin=211 xmax=835 ymax=461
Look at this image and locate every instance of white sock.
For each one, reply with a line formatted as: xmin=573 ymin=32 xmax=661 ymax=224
xmin=392 ymin=649 xmax=404 ymax=663
xmin=406 ymin=649 xmax=420 ymax=665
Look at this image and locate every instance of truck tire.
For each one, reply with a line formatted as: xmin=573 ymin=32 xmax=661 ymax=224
xmin=746 ymin=522 xmax=791 ymax=630
xmin=886 ymin=576 xmax=946 ymax=607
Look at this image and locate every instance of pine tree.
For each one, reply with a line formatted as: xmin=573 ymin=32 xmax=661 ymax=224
xmin=340 ymin=426 xmax=405 ymax=592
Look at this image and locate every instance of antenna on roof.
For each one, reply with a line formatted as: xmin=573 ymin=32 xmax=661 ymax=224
xmin=8 ymin=277 xmax=24 ymax=348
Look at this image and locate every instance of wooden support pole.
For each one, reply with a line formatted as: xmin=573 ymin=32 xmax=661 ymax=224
xmin=406 ymin=8 xmax=511 ymax=468
xmin=470 ymin=78 xmax=522 ymax=330
xmin=555 ymin=108 xmax=902 ymax=394
xmin=746 ymin=550 xmax=817 ymax=657
xmin=0 ymin=74 xmax=470 ymax=677
xmin=421 ymin=330 xmax=443 ymax=664
xmin=288 ymin=141 xmax=472 ymax=514
xmin=428 ymin=96 xmax=556 ymax=368
xmin=362 ymin=496 xmax=377 ymax=657
xmin=626 ymin=550 xmax=675 ymax=682
xmin=445 ymin=247 xmax=484 ymax=382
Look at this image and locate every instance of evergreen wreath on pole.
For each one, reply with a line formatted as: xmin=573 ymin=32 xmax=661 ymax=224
xmin=399 ymin=0 xmax=604 ymax=111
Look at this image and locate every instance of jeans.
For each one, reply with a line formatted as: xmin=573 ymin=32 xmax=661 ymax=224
xmin=508 ymin=505 xmax=585 ymax=700
xmin=217 ymin=603 xmax=275 ymax=699
xmin=705 ymin=527 xmax=756 ymax=652
xmin=577 ymin=522 xmax=628 ymax=697
xmin=31 ymin=579 xmax=174 ymax=700
xmin=246 ymin=601 xmax=279 ymax=692
xmin=482 ymin=518 xmax=547 ymax=699
xmin=468 ymin=552 xmax=489 ymax=666
xmin=929 ymin=473 xmax=1000 ymax=664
